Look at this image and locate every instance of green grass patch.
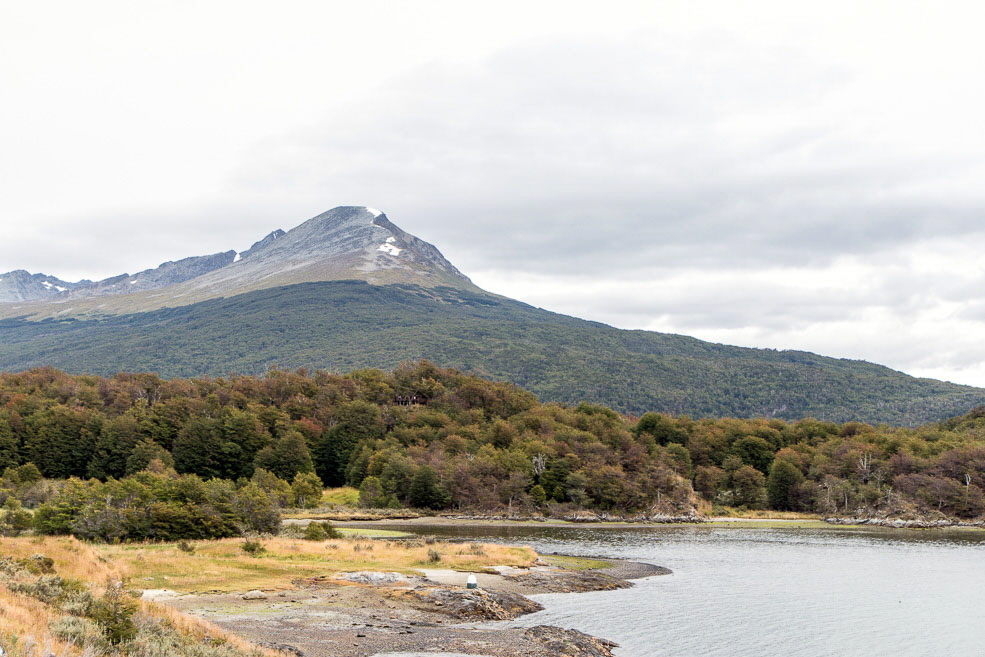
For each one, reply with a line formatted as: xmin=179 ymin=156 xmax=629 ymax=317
xmin=539 ymin=554 xmax=613 ymax=570
xmin=701 ymin=519 xmax=837 ymax=529
xmin=336 ymin=527 xmax=412 ymax=538
xmin=321 ymin=487 xmax=360 ymax=507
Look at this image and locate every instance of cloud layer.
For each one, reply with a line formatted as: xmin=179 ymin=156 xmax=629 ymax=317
xmin=3 ymin=2 xmax=985 ymax=386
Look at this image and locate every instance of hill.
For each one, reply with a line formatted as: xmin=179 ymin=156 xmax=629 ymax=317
xmin=1 ymin=280 xmax=981 ymax=425
xmin=2 ymin=206 xmax=984 ymax=425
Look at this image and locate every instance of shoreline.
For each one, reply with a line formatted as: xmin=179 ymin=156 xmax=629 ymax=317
xmin=318 ymin=514 xmax=985 ymax=532
xmin=156 ymin=552 xmax=669 ymax=657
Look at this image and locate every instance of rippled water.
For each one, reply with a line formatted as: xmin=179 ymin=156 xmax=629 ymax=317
xmin=387 ymin=523 xmax=985 ymax=657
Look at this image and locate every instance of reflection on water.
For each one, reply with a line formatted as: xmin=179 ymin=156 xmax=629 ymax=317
xmin=382 ymin=523 xmax=985 ymax=657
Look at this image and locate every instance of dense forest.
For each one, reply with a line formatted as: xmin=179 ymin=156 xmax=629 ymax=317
xmin=2 ymin=281 xmax=983 ymax=425
xmin=1 ymin=363 xmax=984 ymax=541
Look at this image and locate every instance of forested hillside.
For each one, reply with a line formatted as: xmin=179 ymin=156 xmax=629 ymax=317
xmin=1 ymin=281 xmax=982 ymax=425
xmin=1 ymin=363 xmax=984 ymax=543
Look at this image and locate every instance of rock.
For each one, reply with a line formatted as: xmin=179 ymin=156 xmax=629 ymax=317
xmin=141 ymin=588 xmax=181 ymax=601
xmin=525 ymin=625 xmax=618 ymax=657
xmin=257 ymin=643 xmax=304 ymax=657
xmin=411 ymin=587 xmax=543 ymax=621
xmin=242 ymin=590 xmax=268 ymax=600
xmin=336 ymin=571 xmax=413 ymax=586
xmin=505 ymin=569 xmax=632 ymax=593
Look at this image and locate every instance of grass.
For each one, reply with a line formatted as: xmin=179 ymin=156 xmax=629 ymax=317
xmin=336 ymin=527 xmax=412 ymax=538
xmin=701 ymin=519 xmax=838 ymax=529
xmin=319 ymin=487 xmax=359 ymax=507
xmin=91 ymin=537 xmax=536 ymax=593
xmin=538 ymin=554 xmax=613 ymax=570
xmin=0 ymin=536 xmax=282 ymax=657
xmin=711 ymin=508 xmax=823 ymax=520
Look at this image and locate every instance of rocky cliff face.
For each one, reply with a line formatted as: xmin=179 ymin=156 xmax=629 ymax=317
xmin=0 ymin=270 xmax=76 ymax=303
xmin=0 ymin=252 xmax=237 ymax=303
xmin=213 ymin=206 xmax=472 ymax=288
xmin=0 ymin=206 xmax=477 ymax=318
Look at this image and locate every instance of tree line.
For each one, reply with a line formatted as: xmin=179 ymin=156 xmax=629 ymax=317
xmin=0 ymin=362 xmax=983 ymax=541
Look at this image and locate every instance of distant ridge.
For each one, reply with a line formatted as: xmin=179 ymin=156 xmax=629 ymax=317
xmin=0 ymin=206 xmax=476 ymax=318
xmin=2 ymin=206 xmax=984 ymax=425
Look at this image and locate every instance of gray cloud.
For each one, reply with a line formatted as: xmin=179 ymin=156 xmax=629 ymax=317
xmin=233 ymin=32 xmax=985 ymax=280
xmin=5 ymin=19 xmax=985 ymax=387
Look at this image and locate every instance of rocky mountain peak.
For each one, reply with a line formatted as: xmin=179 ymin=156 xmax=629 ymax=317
xmin=0 ymin=270 xmax=75 ymax=303
xmin=0 ymin=206 xmax=477 ymax=317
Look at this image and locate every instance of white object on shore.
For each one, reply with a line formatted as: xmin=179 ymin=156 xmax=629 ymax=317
xmin=466 ymin=574 xmax=478 ymax=589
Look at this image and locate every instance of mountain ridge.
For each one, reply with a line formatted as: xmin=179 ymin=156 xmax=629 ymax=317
xmin=1 ymin=206 xmax=984 ymax=425
xmin=0 ymin=206 xmax=476 ymax=319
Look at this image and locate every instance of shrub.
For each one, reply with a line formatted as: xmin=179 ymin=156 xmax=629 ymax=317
xmin=427 ymin=548 xmax=441 ymax=563
xmin=89 ymin=583 xmax=138 ymax=645
xmin=240 ymin=539 xmax=265 ymax=557
xmin=302 ymin=521 xmax=340 ymax=541
xmin=291 ymin=472 xmax=324 ymax=509
xmin=50 ymin=616 xmax=112 ymax=654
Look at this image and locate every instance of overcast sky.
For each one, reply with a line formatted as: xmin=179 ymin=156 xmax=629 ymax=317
xmin=3 ymin=1 xmax=985 ymax=386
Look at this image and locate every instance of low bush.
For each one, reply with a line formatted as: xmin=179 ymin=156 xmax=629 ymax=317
xmin=240 ymin=540 xmax=265 ymax=557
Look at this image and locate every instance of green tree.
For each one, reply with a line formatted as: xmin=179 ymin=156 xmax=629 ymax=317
xmin=173 ymin=417 xmax=242 ymax=480
xmin=254 ymin=430 xmax=314 ymax=481
xmin=766 ymin=459 xmax=805 ymax=510
xmin=358 ymin=475 xmax=387 ymax=508
xmin=315 ymin=401 xmax=384 ymax=486
xmin=250 ymin=468 xmax=293 ymax=507
xmin=291 ymin=471 xmax=323 ymax=509
xmin=635 ymin=412 xmax=688 ymax=446
xmin=125 ymin=438 xmax=175 ymax=475
xmin=233 ymin=482 xmax=281 ymax=534
xmin=408 ymin=466 xmax=449 ymax=509
xmin=731 ymin=436 xmax=774 ymax=474
xmin=0 ymin=413 xmax=19 ymax=471
xmin=88 ymin=414 xmax=143 ymax=480
xmin=23 ymin=405 xmax=98 ymax=478
xmin=731 ymin=465 xmax=767 ymax=508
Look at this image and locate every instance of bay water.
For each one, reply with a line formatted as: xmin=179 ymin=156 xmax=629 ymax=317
xmin=388 ymin=523 xmax=985 ymax=657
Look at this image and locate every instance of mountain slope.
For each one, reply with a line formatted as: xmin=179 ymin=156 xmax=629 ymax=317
xmin=2 ymin=205 xmax=984 ymax=425
xmin=1 ymin=280 xmax=982 ymax=425
xmin=0 ymin=206 xmax=476 ymax=319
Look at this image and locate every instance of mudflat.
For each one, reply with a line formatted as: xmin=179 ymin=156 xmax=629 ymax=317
xmin=154 ymin=555 xmax=668 ymax=657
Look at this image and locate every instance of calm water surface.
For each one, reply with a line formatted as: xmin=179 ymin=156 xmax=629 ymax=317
xmin=387 ymin=523 xmax=985 ymax=657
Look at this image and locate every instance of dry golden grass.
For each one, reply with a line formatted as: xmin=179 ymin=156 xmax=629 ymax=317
xmin=147 ymin=602 xmax=281 ymax=656
xmin=0 ymin=537 xmax=285 ymax=657
xmin=0 ymin=536 xmax=124 ymax=585
xmin=713 ymin=507 xmax=822 ymax=520
xmin=99 ymin=537 xmax=537 ymax=593
xmin=0 ymin=587 xmax=83 ymax=656
xmin=0 ymin=534 xmax=534 ymax=656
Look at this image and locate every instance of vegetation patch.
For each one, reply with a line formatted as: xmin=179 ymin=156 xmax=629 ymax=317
xmin=539 ymin=554 xmax=614 ymax=571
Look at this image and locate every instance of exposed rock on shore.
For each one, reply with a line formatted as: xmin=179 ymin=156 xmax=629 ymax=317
xmin=403 ymin=587 xmax=544 ymax=620
xmin=161 ymin=555 xmax=666 ymax=657
xmin=826 ymin=516 xmax=985 ymax=529
xmin=523 ymin=625 xmax=619 ymax=657
xmin=438 ymin=512 xmax=705 ymax=523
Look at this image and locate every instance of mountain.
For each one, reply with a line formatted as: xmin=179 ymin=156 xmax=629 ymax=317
xmin=1 ymin=206 xmax=983 ymax=425
xmin=0 ymin=207 xmax=475 ymax=319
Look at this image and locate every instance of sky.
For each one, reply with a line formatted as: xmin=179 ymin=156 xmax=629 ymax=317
xmin=2 ymin=1 xmax=985 ymax=386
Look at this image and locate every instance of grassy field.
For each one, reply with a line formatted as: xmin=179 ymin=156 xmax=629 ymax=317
xmin=63 ymin=536 xmax=538 ymax=594
xmin=538 ymin=554 xmax=613 ymax=570
xmin=0 ymin=534 xmax=538 ymax=656
xmin=319 ymin=486 xmax=359 ymax=507
xmin=710 ymin=507 xmax=824 ymax=520
xmin=0 ymin=536 xmax=280 ymax=657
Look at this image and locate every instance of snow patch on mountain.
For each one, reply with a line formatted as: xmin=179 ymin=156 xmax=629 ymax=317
xmin=378 ymin=236 xmax=403 ymax=256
